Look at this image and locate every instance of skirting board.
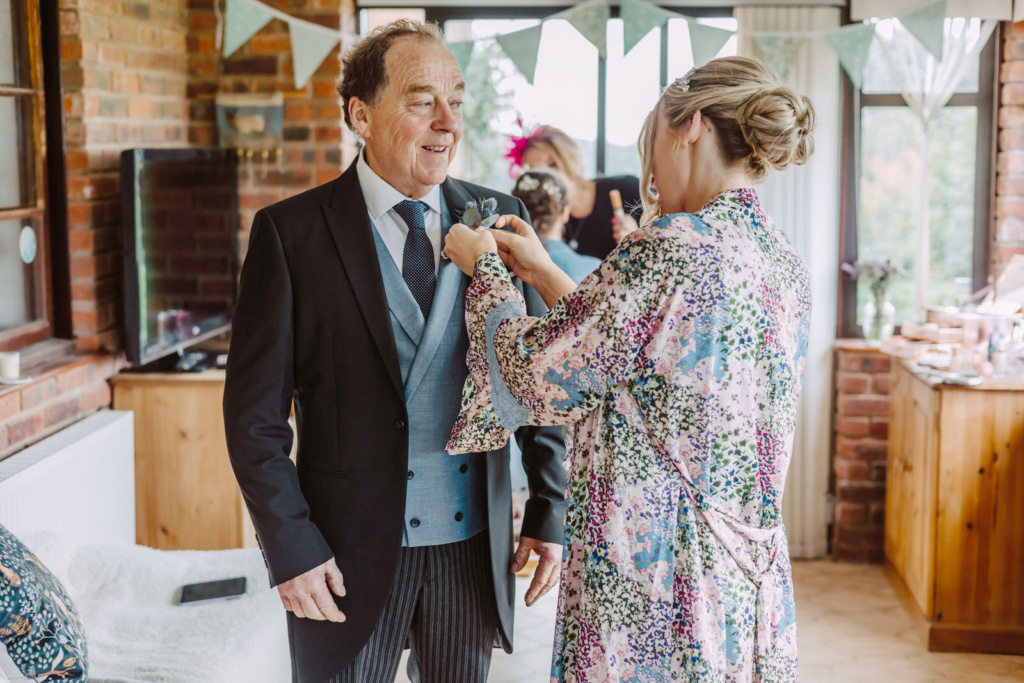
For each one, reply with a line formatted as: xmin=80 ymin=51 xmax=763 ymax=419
xmin=0 ymin=410 xmax=135 ymax=546
xmin=884 ymin=560 xmax=1024 ymax=655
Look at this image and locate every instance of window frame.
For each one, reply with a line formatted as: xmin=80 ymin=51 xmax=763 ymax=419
xmin=421 ymin=4 xmax=733 ymax=175
xmin=837 ymin=21 xmax=998 ymax=338
xmin=0 ymin=0 xmax=71 ymax=353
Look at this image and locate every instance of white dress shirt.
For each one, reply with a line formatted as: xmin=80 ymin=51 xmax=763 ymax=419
xmin=356 ymin=151 xmax=442 ymax=275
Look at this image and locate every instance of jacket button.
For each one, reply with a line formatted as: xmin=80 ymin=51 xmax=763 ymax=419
xmin=395 ymin=419 xmax=406 ymax=431
xmin=459 ymin=464 xmax=468 ymax=474
xmin=410 ymin=518 xmax=420 ymax=528
xmin=407 ymin=470 xmax=414 ymax=480
xmin=454 ymin=512 xmax=464 ymax=522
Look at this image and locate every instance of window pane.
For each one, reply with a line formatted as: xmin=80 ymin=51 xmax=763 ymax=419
xmin=443 ymin=18 xmax=598 ymax=189
xmin=604 ymin=18 xmax=661 ymax=177
xmin=0 ymin=95 xmax=33 ymax=209
xmin=862 ymin=18 xmax=985 ymax=96
xmin=359 ymin=8 xmax=425 ymax=33
xmin=0 ymin=0 xmax=31 ymax=87
xmin=0 ymin=219 xmax=39 ymax=332
xmin=857 ymin=106 xmax=977 ymax=325
xmin=667 ymin=17 xmax=738 ymax=82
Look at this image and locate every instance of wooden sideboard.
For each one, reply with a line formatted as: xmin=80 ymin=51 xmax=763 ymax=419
xmin=112 ymin=370 xmax=259 ymax=551
xmin=886 ymin=360 xmax=1024 ymax=654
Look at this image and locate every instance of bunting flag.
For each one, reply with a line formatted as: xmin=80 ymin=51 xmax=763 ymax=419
xmin=620 ymin=0 xmax=674 ymax=55
xmin=496 ymin=24 xmax=545 ymax=85
xmin=223 ymin=0 xmax=274 ymax=58
xmin=447 ymin=41 xmax=475 ymax=73
xmin=560 ymin=0 xmax=611 ymax=60
xmin=754 ymin=36 xmax=804 ymax=82
xmin=289 ymin=19 xmax=341 ymax=90
xmin=899 ymin=0 xmax=947 ymax=60
xmin=825 ymin=22 xmax=877 ymax=89
xmin=688 ymin=19 xmax=734 ymax=67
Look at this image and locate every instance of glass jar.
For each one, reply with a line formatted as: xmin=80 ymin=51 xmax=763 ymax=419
xmin=863 ymin=292 xmax=896 ymax=345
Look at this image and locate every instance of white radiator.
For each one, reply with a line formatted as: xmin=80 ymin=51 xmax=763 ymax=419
xmin=0 ymin=410 xmax=135 ymax=545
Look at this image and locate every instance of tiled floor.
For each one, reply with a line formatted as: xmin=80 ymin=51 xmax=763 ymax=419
xmin=394 ymin=560 xmax=1024 ymax=682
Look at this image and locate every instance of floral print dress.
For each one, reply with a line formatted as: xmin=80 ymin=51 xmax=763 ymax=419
xmin=447 ymin=189 xmax=810 ymax=682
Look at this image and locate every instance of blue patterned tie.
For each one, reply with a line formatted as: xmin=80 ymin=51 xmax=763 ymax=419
xmin=393 ymin=199 xmax=435 ymax=320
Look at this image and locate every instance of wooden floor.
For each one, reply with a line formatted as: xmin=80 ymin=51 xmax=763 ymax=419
xmin=391 ymin=560 xmax=1024 ymax=682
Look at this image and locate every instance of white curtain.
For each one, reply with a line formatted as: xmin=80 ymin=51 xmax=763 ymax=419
xmin=873 ymin=18 xmax=997 ymax=316
xmin=735 ymin=6 xmax=842 ymax=560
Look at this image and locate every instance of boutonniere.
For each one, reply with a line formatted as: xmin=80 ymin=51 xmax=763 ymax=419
xmin=458 ymin=197 xmax=501 ymax=229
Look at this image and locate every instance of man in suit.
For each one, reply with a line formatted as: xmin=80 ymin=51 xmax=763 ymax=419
xmin=223 ymin=19 xmax=567 ymax=683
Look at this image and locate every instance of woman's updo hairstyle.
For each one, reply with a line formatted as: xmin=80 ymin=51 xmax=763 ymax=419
xmin=512 ymin=168 xmax=570 ymax=236
xmin=638 ymin=56 xmax=815 ymax=224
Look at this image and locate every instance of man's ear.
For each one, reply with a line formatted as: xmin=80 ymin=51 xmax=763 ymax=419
xmin=349 ymin=97 xmax=371 ymax=139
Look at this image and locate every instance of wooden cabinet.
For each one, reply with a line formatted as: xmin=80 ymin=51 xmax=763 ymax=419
xmin=112 ymin=371 xmax=258 ymax=551
xmin=886 ymin=360 xmax=1024 ymax=654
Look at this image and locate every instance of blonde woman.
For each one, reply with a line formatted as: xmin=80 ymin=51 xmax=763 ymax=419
xmin=444 ymin=56 xmax=814 ymax=681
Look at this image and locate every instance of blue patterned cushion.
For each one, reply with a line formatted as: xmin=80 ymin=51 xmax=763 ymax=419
xmin=0 ymin=525 xmax=87 ymax=682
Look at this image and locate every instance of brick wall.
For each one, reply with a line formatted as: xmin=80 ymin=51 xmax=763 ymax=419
xmin=832 ymin=341 xmax=891 ymax=562
xmin=997 ymin=22 xmax=1024 ymax=277
xmin=0 ymin=355 xmax=122 ymax=459
xmin=187 ymin=0 xmax=357 ymax=253
xmin=60 ymin=0 xmax=192 ymax=353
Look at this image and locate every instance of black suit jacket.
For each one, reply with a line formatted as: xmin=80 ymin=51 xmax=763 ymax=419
xmin=223 ymin=161 xmax=567 ymax=683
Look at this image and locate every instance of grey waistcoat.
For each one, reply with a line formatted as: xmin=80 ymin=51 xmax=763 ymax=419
xmin=369 ymin=194 xmax=488 ymax=546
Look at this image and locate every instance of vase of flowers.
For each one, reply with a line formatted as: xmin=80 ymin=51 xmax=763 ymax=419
xmin=842 ymin=259 xmax=902 ymax=345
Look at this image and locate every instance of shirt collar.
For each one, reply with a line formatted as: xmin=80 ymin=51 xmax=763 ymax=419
xmin=356 ymin=150 xmax=442 ymax=222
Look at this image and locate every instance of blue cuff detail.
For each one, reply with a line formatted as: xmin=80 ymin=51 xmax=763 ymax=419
xmin=486 ymin=301 xmax=529 ymax=431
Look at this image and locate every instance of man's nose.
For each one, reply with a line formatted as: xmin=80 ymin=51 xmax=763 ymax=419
xmin=434 ymin=101 xmax=460 ymax=133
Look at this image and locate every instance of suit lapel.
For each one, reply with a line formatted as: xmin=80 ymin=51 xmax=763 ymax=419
xmin=404 ymin=178 xmax=474 ymax=401
xmin=321 ymin=163 xmax=403 ymax=397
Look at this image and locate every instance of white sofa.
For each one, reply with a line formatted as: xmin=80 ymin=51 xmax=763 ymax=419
xmin=0 ymin=412 xmax=290 ymax=683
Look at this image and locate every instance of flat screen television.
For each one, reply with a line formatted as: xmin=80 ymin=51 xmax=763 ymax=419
xmin=121 ymin=148 xmax=239 ymax=368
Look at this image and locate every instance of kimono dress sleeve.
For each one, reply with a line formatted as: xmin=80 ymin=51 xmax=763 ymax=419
xmin=447 ymin=233 xmax=668 ymax=455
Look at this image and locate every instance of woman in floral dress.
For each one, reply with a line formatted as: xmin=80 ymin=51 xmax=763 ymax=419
xmin=444 ymin=57 xmax=815 ymax=682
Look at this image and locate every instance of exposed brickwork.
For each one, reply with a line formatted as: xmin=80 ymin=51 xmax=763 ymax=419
xmin=0 ymin=355 xmax=122 ymax=461
xmin=832 ymin=341 xmax=890 ymax=563
xmin=996 ymin=22 xmax=1024 ymax=279
xmin=187 ymin=0 xmax=357 ymax=255
xmin=59 ymin=0 xmax=192 ymax=353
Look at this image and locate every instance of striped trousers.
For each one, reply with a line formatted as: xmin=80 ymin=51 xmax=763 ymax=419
xmin=328 ymin=531 xmax=499 ymax=683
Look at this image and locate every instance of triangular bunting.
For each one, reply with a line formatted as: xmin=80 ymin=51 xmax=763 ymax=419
xmin=620 ymin=0 xmax=674 ymax=56
xmin=687 ymin=19 xmax=734 ymax=67
xmin=754 ymin=36 xmax=803 ymax=82
xmin=447 ymin=41 xmax=474 ymax=73
xmin=899 ymin=0 xmax=946 ymax=61
xmin=289 ymin=18 xmax=340 ymax=90
xmin=561 ymin=0 xmax=611 ymax=60
xmin=496 ymin=24 xmax=544 ymax=85
xmin=223 ymin=0 xmax=275 ymax=57
xmin=824 ymin=22 xmax=876 ymax=90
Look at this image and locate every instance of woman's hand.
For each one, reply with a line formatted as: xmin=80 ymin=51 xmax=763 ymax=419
xmin=489 ymin=214 xmax=555 ymax=289
xmin=444 ymin=223 xmax=498 ymax=276
xmin=490 ymin=215 xmax=577 ymax=308
xmin=612 ymin=213 xmax=639 ymax=243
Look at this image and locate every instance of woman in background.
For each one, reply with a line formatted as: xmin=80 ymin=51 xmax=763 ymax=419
xmin=509 ymin=125 xmax=642 ymax=260
xmin=445 ymin=56 xmax=815 ymax=681
xmin=511 ymin=168 xmax=601 ymax=288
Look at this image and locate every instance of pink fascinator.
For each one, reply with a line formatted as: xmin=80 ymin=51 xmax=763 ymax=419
xmin=505 ymin=118 xmax=536 ymax=179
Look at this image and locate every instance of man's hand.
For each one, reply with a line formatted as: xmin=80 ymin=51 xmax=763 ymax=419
xmin=277 ymin=557 xmax=347 ymax=622
xmin=511 ymin=536 xmax=562 ymax=607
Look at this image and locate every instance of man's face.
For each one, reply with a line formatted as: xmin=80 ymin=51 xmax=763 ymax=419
xmin=350 ymin=36 xmax=464 ymax=199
